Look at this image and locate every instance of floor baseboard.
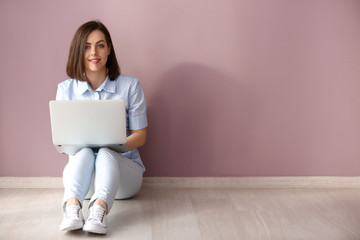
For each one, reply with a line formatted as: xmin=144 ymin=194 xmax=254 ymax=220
xmin=1 ymin=176 xmax=360 ymax=189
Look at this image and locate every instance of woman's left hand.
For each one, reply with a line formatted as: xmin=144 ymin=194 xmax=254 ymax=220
xmin=126 ymin=128 xmax=147 ymax=151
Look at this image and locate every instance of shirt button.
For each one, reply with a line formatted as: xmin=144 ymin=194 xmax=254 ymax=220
xmin=95 ymin=92 xmax=100 ymax=100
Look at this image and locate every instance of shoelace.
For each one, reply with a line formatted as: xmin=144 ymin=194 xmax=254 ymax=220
xmin=88 ymin=206 xmax=106 ymax=223
xmin=65 ymin=206 xmax=80 ymax=219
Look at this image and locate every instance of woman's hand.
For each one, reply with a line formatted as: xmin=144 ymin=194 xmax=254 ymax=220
xmin=126 ymin=128 xmax=147 ymax=151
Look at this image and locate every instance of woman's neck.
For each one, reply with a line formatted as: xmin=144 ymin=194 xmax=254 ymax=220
xmin=86 ymin=69 xmax=107 ymax=90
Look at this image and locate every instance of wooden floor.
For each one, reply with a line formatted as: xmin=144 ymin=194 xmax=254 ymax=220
xmin=1 ymin=187 xmax=360 ymax=239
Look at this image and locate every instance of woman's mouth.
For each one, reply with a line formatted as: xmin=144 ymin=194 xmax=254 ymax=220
xmin=89 ymin=58 xmax=100 ymax=63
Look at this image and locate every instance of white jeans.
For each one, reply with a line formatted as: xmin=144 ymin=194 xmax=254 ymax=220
xmin=62 ymin=147 xmax=143 ymax=212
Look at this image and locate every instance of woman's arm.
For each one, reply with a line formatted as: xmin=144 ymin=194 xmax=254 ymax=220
xmin=126 ymin=128 xmax=147 ymax=151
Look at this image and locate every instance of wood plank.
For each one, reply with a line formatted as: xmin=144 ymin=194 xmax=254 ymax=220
xmin=148 ymin=188 xmax=202 ymax=240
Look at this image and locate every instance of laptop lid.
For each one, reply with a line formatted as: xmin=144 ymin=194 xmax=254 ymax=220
xmin=49 ymin=100 xmax=127 ymax=154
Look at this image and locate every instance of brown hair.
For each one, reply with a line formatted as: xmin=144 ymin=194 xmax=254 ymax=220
xmin=66 ymin=20 xmax=120 ymax=81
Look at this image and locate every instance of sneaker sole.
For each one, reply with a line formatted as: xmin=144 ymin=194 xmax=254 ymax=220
xmin=83 ymin=225 xmax=107 ymax=234
xmin=60 ymin=221 xmax=84 ymax=231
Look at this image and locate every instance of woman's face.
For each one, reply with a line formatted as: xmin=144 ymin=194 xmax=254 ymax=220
xmin=83 ymin=30 xmax=111 ymax=75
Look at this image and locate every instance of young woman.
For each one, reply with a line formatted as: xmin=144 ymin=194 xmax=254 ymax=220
xmin=57 ymin=20 xmax=147 ymax=234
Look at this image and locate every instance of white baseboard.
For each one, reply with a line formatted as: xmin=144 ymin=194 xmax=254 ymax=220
xmin=1 ymin=176 xmax=360 ymax=189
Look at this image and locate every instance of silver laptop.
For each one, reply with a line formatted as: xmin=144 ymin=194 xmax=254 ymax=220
xmin=49 ymin=100 xmax=128 ymax=154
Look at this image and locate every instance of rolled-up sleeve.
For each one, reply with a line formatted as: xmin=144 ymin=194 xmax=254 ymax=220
xmin=56 ymin=84 xmax=65 ymax=100
xmin=128 ymin=79 xmax=148 ymax=130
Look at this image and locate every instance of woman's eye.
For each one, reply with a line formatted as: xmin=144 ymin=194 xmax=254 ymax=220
xmin=84 ymin=45 xmax=90 ymax=50
xmin=97 ymin=44 xmax=105 ymax=48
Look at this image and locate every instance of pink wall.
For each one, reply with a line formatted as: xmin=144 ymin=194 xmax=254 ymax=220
xmin=1 ymin=0 xmax=360 ymax=177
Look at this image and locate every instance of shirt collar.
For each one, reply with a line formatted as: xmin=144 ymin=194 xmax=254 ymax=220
xmin=77 ymin=76 xmax=116 ymax=95
xmin=101 ymin=77 xmax=116 ymax=93
xmin=77 ymin=80 xmax=89 ymax=95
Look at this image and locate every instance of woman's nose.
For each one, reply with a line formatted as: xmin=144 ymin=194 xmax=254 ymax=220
xmin=90 ymin=46 xmax=97 ymax=55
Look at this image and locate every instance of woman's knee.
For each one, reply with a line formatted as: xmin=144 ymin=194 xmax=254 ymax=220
xmin=97 ymin=147 xmax=116 ymax=157
xmin=66 ymin=148 xmax=95 ymax=174
xmin=70 ymin=147 xmax=95 ymax=161
xmin=78 ymin=147 xmax=95 ymax=157
xmin=96 ymin=148 xmax=120 ymax=164
xmin=97 ymin=147 xmax=110 ymax=154
xmin=95 ymin=148 xmax=120 ymax=175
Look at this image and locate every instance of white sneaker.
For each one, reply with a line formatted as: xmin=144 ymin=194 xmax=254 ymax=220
xmin=59 ymin=205 xmax=85 ymax=231
xmin=83 ymin=205 xmax=107 ymax=234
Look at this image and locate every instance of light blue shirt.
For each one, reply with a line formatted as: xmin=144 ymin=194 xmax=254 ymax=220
xmin=56 ymin=74 xmax=148 ymax=172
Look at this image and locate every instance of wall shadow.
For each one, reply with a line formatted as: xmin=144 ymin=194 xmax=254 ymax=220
xmin=141 ymin=63 xmax=253 ymax=176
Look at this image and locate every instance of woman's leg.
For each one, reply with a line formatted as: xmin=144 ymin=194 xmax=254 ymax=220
xmin=89 ymin=148 xmax=143 ymax=212
xmin=89 ymin=148 xmax=120 ymax=212
xmin=114 ymin=153 xmax=143 ymax=200
xmin=84 ymin=147 xmax=143 ymax=234
xmin=62 ymin=148 xmax=95 ymax=210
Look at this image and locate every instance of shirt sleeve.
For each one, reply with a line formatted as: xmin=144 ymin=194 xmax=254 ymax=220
xmin=128 ymin=79 xmax=148 ymax=130
xmin=56 ymin=84 xmax=65 ymax=100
